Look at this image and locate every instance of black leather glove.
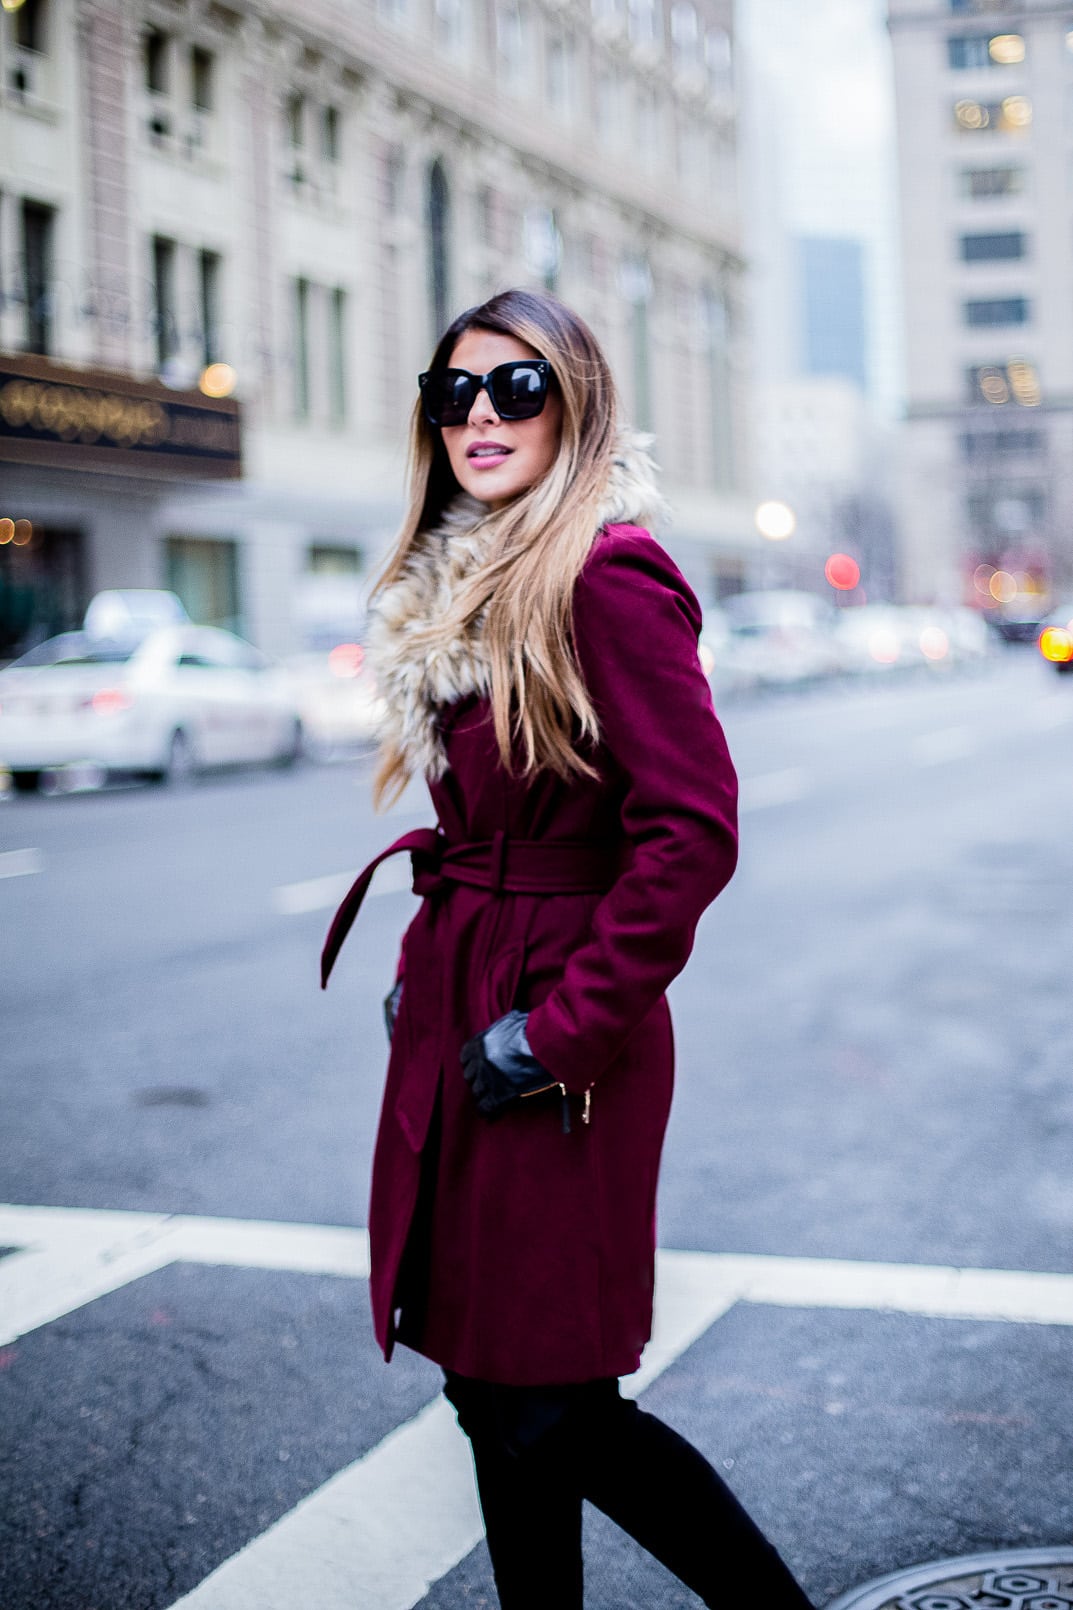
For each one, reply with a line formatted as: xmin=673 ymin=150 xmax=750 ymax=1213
xmin=383 ymin=980 xmax=403 ymax=1044
xmin=461 ymin=1010 xmax=559 ymax=1120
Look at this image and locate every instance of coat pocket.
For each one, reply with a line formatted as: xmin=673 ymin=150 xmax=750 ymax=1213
xmin=476 ymin=943 xmax=528 ymax=1027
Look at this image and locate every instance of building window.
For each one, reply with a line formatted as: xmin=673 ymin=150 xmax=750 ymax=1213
xmin=671 ymin=1 xmax=700 ymax=70
xmin=22 ymin=200 xmax=54 ymax=355
xmin=960 ymin=230 xmax=1026 ymax=261
xmin=953 ymin=95 xmax=1032 ymax=132
xmin=960 ymin=165 xmax=1024 ymax=199
xmin=960 ymin=429 xmax=1043 ymax=459
xmin=701 ymin=284 xmax=733 ymax=491
xmin=705 ymin=27 xmax=732 ymax=94
xmin=949 ymin=0 xmax=1024 ymax=13
xmin=152 ymin=235 xmax=179 ymax=369
xmin=595 ymin=67 xmax=624 ymax=142
xmin=190 ymin=46 xmax=213 ymax=112
xmin=427 ymin=161 xmax=451 ymax=338
xmin=14 ymin=0 xmax=49 ymax=53
xmin=198 ymin=250 xmax=221 ymax=367
xmin=166 ymin=537 xmax=241 ymax=634
xmin=293 ymin=277 xmax=311 ymax=419
xmin=496 ymin=0 xmax=529 ymax=86
xmin=964 ymin=296 xmax=1029 ymax=326
xmin=966 ymin=359 xmax=1041 ymax=406
xmin=321 ymin=105 xmax=340 ymax=162
xmin=947 ymin=33 xmax=1024 ymax=68
xmin=434 ymin=0 xmax=466 ymax=55
xmin=628 ymin=0 xmax=659 ymax=48
xmin=143 ymin=27 xmax=169 ymax=93
xmin=285 ymin=92 xmax=305 ymax=149
xmin=546 ymin=30 xmax=575 ymax=114
xmin=328 ymin=288 xmax=347 ymax=423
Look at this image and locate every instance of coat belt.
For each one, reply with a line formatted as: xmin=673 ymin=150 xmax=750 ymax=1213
xmin=320 ymin=827 xmax=621 ymax=988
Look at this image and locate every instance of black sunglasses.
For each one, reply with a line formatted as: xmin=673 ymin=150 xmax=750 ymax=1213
xmin=418 ymin=360 xmax=552 ymax=427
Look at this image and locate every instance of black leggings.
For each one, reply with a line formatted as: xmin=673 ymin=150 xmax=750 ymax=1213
xmin=443 ymin=1372 xmax=815 ymax=1610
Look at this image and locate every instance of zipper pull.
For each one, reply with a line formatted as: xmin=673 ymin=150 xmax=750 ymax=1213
xmin=582 ymin=1087 xmax=592 ymax=1126
xmin=559 ymin=1083 xmax=571 ymax=1134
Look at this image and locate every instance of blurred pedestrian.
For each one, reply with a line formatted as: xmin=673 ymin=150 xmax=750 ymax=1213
xmin=322 ymin=288 xmax=815 ymax=1610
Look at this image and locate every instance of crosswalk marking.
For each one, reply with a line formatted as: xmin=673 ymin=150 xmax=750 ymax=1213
xmin=6 ymin=1203 xmax=1073 ymax=1610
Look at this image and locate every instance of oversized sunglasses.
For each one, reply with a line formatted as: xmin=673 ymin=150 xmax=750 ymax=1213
xmin=418 ymin=359 xmax=551 ymax=427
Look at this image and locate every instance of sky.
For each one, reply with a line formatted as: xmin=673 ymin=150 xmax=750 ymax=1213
xmin=736 ymin=0 xmax=904 ymax=415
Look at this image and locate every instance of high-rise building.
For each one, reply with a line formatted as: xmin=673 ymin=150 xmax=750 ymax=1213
xmin=0 ymin=0 xmax=755 ymax=658
xmin=888 ymin=0 xmax=1073 ymax=604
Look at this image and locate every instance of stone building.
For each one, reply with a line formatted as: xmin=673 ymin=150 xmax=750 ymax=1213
xmin=0 ymin=0 xmax=755 ymax=657
xmin=888 ymin=0 xmax=1073 ymax=606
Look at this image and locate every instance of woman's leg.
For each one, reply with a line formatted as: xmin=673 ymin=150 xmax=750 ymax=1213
xmin=572 ymin=1383 xmax=815 ymax=1610
xmin=443 ymin=1373 xmax=585 ymax=1610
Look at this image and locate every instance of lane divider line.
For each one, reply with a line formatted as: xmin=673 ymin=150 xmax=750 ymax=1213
xmin=0 ymin=848 xmax=42 ymax=879
xmin=273 ymin=857 xmax=412 ymax=916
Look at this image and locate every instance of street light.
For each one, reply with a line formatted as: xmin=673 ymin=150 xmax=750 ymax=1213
xmin=755 ymin=500 xmax=796 ymax=541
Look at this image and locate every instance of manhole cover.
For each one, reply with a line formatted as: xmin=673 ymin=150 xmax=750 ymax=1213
xmin=827 ymin=1550 xmax=1073 ymax=1610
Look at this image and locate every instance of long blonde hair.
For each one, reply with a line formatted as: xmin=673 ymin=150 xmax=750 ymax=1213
xmin=373 ymin=289 xmax=619 ymax=808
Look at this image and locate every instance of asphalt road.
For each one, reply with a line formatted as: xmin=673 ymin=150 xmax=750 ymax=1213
xmin=3 ymin=650 xmax=1073 ymax=1610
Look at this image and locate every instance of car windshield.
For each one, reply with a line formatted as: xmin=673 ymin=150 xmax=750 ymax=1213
xmin=11 ymin=632 xmax=137 ymax=668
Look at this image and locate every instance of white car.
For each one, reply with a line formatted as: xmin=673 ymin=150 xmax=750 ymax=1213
xmin=281 ymin=644 xmax=385 ymax=759
xmin=0 ymin=623 xmax=303 ymax=792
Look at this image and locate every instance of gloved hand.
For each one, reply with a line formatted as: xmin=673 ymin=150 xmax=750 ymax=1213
xmin=461 ymin=1010 xmax=559 ymax=1120
xmin=383 ymin=980 xmax=403 ymax=1044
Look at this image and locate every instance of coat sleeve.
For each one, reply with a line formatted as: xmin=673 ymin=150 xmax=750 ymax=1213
xmin=524 ymin=528 xmax=739 ymax=1091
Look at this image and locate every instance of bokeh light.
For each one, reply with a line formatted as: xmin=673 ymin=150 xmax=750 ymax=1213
xmin=955 ymin=99 xmax=988 ymax=131
xmin=0 ymin=519 xmax=14 ymax=545
xmin=199 ymin=363 xmax=238 ymax=399
xmin=920 ymin=626 xmax=950 ymax=662
xmin=329 ymin=642 xmax=365 ymax=678
xmin=989 ymin=570 xmax=1017 ymax=603
xmin=1000 ymin=95 xmax=1032 ymax=129
xmin=12 ymin=520 xmax=33 ymax=547
xmin=824 ymin=553 xmax=860 ymax=591
xmin=989 ymin=34 xmax=1025 ymax=64
xmin=869 ymin=629 xmax=900 ymax=665
xmin=1039 ymin=627 xmax=1073 ymax=664
xmin=755 ymin=500 xmax=796 ymax=541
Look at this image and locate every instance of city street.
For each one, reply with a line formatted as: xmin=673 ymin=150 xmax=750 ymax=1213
xmin=3 ymin=651 xmax=1073 ymax=1610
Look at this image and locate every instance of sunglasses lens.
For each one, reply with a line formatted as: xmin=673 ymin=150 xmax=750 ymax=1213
xmin=492 ymin=363 xmax=546 ymax=419
xmin=428 ymin=371 xmax=475 ymax=426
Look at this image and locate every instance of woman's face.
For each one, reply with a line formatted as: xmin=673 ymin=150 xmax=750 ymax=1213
xmin=439 ymin=329 xmax=563 ymax=508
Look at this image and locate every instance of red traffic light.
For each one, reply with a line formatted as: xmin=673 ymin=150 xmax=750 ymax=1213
xmin=825 ymin=553 xmax=860 ymax=591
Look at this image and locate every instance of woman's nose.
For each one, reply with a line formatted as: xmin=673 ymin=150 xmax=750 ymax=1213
xmin=468 ymin=388 xmax=500 ymax=426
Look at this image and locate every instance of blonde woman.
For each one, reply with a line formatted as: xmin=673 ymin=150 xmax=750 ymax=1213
xmin=322 ymin=289 xmax=815 ymax=1609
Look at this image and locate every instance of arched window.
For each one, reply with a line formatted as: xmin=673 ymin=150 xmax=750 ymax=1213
xmin=670 ymin=0 xmax=699 ymax=71
xmin=427 ymin=160 xmax=451 ymax=337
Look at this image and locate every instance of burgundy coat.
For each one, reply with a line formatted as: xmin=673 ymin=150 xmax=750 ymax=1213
xmin=352 ymin=524 xmax=738 ymax=1386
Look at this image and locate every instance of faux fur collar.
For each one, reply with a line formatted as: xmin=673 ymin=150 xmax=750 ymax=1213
xmin=368 ymin=433 xmax=665 ymax=781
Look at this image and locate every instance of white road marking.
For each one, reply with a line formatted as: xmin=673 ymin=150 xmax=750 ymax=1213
xmin=738 ymin=768 xmax=809 ymax=812
xmin=0 ymin=1205 xmax=368 ymax=1347
xmin=7 ymin=1204 xmax=1073 ymax=1610
xmin=912 ymin=725 xmax=975 ymax=766
xmin=273 ymin=857 xmax=412 ymax=915
xmin=0 ymin=847 xmax=42 ymax=879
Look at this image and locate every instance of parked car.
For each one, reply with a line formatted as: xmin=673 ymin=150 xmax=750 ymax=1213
xmin=720 ymin=590 xmax=841 ymax=687
xmin=282 ymin=644 xmax=386 ymax=757
xmin=0 ymin=622 xmax=303 ymax=792
xmin=1037 ymin=602 xmax=1073 ymax=674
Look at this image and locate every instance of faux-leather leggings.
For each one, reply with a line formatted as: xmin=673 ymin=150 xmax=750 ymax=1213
xmin=443 ymin=1372 xmax=816 ymax=1610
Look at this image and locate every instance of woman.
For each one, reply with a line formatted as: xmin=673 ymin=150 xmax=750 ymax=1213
xmin=322 ymin=288 xmax=815 ymax=1609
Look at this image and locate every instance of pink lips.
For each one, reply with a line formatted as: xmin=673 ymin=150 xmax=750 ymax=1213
xmin=466 ymin=440 xmax=513 ymax=468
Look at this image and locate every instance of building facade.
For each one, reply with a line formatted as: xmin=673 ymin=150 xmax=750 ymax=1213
xmin=0 ymin=0 xmax=756 ymax=658
xmin=888 ymin=0 xmax=1073 ymax=606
